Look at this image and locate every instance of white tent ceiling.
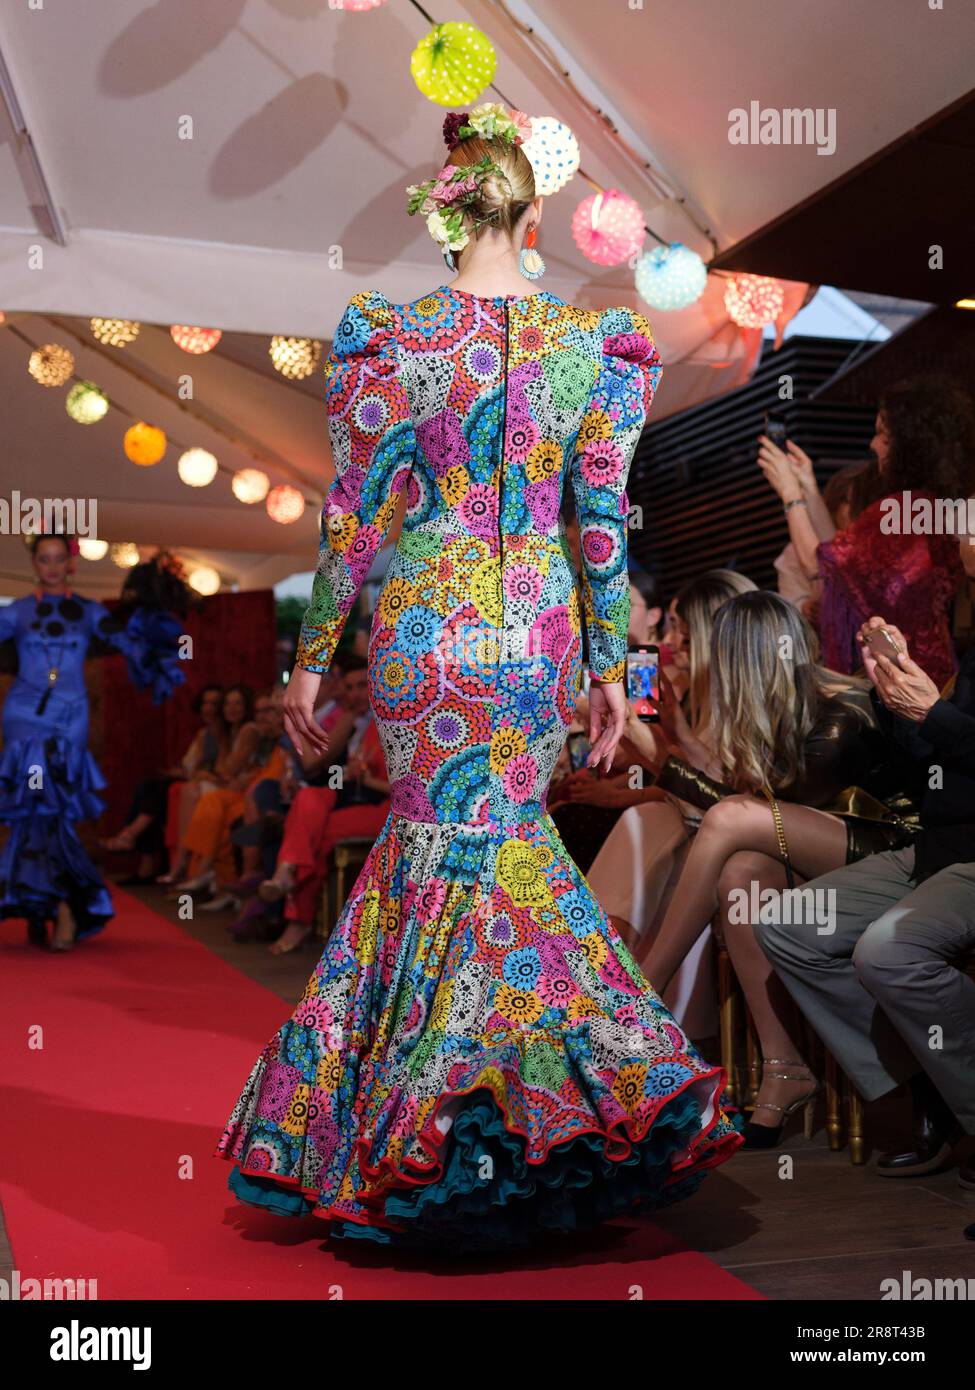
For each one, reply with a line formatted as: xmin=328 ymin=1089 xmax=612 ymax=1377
xmin=2 ymin=0 xmax=973 ymax=598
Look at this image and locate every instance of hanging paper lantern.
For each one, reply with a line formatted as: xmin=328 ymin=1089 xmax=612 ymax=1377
xmin=124 ymin=422 xmax=167 ymax=466
xmin=66 ymin=381 xmax=109 ymax=424
xmin=177 ymin=447 xmax=218 ymax=487
xmin=332 ymin=0 xmax=385 ymax=8
xmin=724 ymin=273 xmax=785 ymax=329
xmin=90 ymin=317 xmax=140 ymax=346
xmin=110 ymin=542 xmax=140 ymax=569
xmin=571 ymin=189 xmax=645 ymax=267
xmin=188 ymin=565 xmax=221 ymax=596
xmin=266 ymin=484 xmax=305 ymax=525
xmin=635 ymin=242 xmax=708 ymax=311
xmin=231 ymin=468 xmax=270 ymax=504
xmin=0 ymin=311 xmax=5 ymax=326
xmin=410 ymin=21 xmax=495 ymax=107
xmin=29 ymin=343 xmax=74 ymax=386
xmin=170 ymin=325 xmax=222 ymax=354
xmin=77 ymin=538 xmax=109 ymax=561
xmin=269 ymin=336 xmax=322 ymax=380
xmin=522 ymin=116 xmax=580 ymax=196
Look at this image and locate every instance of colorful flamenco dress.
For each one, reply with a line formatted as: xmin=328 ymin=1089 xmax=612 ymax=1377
xmin=215 ymin=286 xmax=742 ymax=1247
xmin=0 ymin=591 xmax=184 ymax=938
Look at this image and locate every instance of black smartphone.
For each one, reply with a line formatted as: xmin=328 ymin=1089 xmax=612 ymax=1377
xmin=764 ymin=410 xmax=789 ymax=448
xmin=626 ymin=644 xmax=660 ymax=722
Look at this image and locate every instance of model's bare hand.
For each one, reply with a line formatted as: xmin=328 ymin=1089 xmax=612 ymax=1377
xmin=283 ymin=666 xmax=330 ymax=757
xmin=586 ymin=679 xmax=627 ymax=774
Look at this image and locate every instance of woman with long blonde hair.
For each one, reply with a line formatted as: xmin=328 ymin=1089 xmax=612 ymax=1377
xmin=641 ymin=591 xmax=922 ymax=1144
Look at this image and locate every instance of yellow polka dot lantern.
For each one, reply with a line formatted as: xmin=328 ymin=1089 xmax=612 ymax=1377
xmin=411 ymin=21 xmax=495 ymax=107
xmin=124 ymin=422 xmax=167 ymax=466
xmin=90 ymin=318 xmax=141 ymax=346
xmin=266 ymin=484 xmax=305 ymax=524
xmin=66 ymin=381 xmax=109 ymax=423
xmin=29 ymin=343 xmax=74 ymax=387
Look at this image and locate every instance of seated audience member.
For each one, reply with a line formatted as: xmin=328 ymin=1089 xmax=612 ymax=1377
xmin=224 ymin=657 xmax=364 ymax=941
xmin=755 ymin=524 xmax=975 ymax=1186
xmin=631 ymin=592 xmax=924 ymax=1145
xmin=159 ymin=683 xmax=258 ymax=883
xmin=175 ymin=690 xmax=287 ymax=905
xmin=257 ymin=659 xmax=391 ymax=955
xmin=551 ymin=569 xmax=755 ymax=875
xmin=579 ymin=569 xmax=757 ymax=933
xmin=758 ymin=374 xmax=975 ymax=689
xmin=101 ymin=682 xmax=224 ymax=883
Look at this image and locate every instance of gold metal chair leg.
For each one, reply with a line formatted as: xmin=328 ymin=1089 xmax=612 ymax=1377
xmin=848 ymin=1084 xmax=866 ymax=1164
xmin=825 ymin=1050 xmax=844 ymax=1151
xmin=718 ymin=946 xmax=739 ymax=1107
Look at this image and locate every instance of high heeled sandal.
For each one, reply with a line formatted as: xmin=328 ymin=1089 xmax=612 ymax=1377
xmin=742 ymin=1058 xmax=821 ymax=1149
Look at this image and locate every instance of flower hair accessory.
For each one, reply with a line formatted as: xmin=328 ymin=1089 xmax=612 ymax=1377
xmin=407 ymin=103 xmax=533 ymax=256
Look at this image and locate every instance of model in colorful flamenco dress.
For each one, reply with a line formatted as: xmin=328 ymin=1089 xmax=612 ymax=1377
xmin=0 ymin=536 xmax=185 ymax=949
xmin=213 ymin=280 xmax=743 ymax=1249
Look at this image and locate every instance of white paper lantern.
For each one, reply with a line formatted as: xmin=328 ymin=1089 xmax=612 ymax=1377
xmin=188 ymin=565 xmax=221 ymax=596
xmin=77 ymin=538 xmax=109 ymax=561
xmin=177 ymin=447 xmax=218 ymax=487
xmin=522 ymin=116 xmax=580 ymax=196
xmin=231 ymin=468 xmax=270 ymax=504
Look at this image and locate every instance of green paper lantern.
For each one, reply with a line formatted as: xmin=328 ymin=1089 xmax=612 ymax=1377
xmin=66 ymin=380 xmax=109 ymax=424
xmin=411 ymin=21 xmax=496 ymax=107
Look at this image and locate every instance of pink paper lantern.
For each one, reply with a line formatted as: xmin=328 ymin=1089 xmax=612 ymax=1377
xmin=571 ymin=189 xmax=646 ymax=267
xmin=266 ymin=484 xmax=305 ymax=525
xmin=724 ymin=274 xmax=785 ymax=329
xmin=333 ymin=0 xmax=385 ymax=8
xmin=170 ymin=325 xmax=222 ymax=354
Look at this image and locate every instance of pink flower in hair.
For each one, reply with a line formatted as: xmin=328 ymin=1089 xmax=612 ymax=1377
xmin=510 ymin=109 xmax=532 ymax=145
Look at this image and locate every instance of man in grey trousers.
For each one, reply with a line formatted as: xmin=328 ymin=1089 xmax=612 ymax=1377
xmin=756 ymin=532 xmax=975 ymax=1196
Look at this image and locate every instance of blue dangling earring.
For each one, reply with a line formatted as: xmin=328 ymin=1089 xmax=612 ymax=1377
xmin=519 ymin=224 xmax=545 ymax=280
xmin=442 ymin=246 xmax=458 ymax=274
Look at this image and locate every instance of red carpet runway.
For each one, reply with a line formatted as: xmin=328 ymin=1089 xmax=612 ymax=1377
xmin=0 ymin=890 xmax=760 ymax=1299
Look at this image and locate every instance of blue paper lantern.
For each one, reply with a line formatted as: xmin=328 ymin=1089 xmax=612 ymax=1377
xmin=634 ymin=242 xmax=707 ymax=311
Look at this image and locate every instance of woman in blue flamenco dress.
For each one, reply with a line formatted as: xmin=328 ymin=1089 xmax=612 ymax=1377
xmin=215 ymin=105 xmax=742 ymax=1249
xmin=0 ymin=534 xmax=185 ymax=951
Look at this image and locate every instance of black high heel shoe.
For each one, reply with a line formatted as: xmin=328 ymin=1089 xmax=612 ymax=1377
xmin=742 ymin=1059 xmax=821 ymax=1149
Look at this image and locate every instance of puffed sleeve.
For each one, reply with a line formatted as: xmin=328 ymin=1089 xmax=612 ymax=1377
xmin=569 ymin=307 xmax=662 ymax=682
xmin=295 ymin=290 xmax=418 ymax=673
xmin=86 ymin=600 xmax=186 ymax=704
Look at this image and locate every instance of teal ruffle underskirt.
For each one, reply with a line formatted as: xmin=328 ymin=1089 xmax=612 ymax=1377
xmin=227 ymin=1088 xmax=716 ymax=1251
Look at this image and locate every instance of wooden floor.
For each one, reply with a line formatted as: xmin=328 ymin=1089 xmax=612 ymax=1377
xmin=4 ymin=878 xmax=974 ymax=1300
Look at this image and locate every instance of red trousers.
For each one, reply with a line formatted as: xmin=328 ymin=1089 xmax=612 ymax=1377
xmin=280 ymin=785 xmax=390 ymax=922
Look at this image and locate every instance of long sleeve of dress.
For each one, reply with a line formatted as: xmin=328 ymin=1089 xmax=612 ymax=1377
xmin=85 ymin=599 xmax=185 ymax=704
xmin=296 ymin=291 xmax=418 ymax=673
xmin=569 ymin=308 xmax=662 ymax=682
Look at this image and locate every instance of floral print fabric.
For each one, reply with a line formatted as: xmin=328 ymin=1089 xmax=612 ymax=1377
xmin=215 ymin=287 xmax=742 ymax=1244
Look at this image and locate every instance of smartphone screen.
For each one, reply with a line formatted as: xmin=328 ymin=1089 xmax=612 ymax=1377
xmin=626 ymin=645 xmax=660 ymax=722
xmin=567 ymin=731 xmax=591 ymax=771
xmin=764 ymin=410 xmax=788 ymax=448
